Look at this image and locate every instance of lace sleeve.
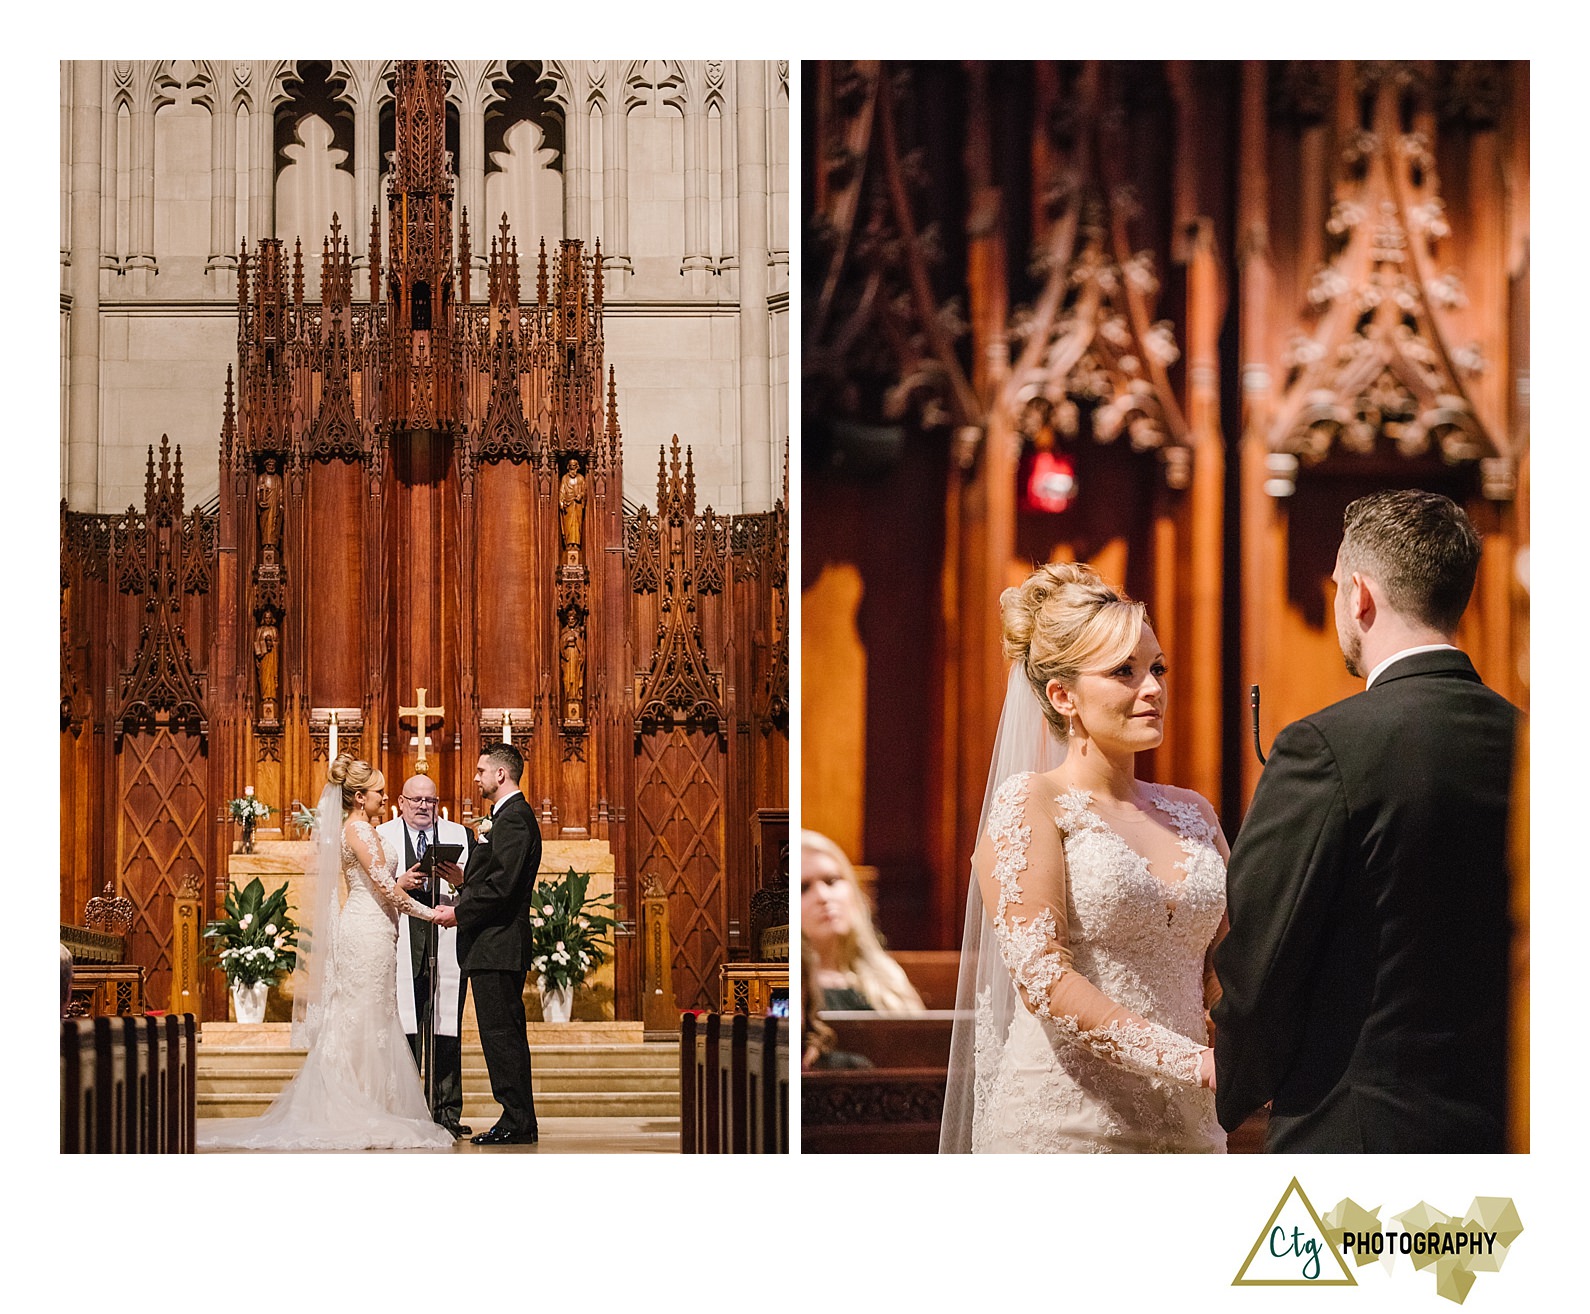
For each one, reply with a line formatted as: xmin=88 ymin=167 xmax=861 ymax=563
xmin=974 ymin=773 xmax=1208 ymax=1087
xmin=344 ymin=819 xmax=444 ymax=923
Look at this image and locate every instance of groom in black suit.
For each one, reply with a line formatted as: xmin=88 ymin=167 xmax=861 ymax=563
xmin=1213 ymin=490 xmax=1520 ymax=1152
xmin=452 ymin=742 xmax=542 ymax=1145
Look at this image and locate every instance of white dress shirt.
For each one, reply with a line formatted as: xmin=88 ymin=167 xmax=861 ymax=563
xmin=1366 ymin=644 xmax=1460 ymax=690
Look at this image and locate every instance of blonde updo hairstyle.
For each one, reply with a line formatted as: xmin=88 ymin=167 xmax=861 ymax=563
xmin=1001 ymin=562 xmax=1147 ymax=738
xmin=327 ymin=753 xmax=384 ymax=815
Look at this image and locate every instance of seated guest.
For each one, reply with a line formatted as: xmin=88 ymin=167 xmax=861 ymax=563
xmin=800 ymin=943 xmax=869 ymax=1070
xmin=801 ymin=830 xmax=924 ymax=1014
xmin=60 ymin=943 xmax=73 ymax=1016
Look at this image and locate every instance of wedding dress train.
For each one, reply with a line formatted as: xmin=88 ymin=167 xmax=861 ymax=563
xmin=199 ymin=817 xmax=453 ymax=1151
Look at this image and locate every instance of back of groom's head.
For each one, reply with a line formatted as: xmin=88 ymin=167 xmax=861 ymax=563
xmin=481 ymin=740 xmax=524 ymax=783
xmin=1341 ymin=489 xmax=1481 ymax=634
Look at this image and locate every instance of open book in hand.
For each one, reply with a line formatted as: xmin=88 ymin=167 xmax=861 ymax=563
xmin=415 ymin=842 xmax=464 ymax=875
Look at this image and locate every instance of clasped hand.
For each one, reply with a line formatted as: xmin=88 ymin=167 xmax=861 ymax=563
xmin=397 ymin=861 xmax=462 ymax=928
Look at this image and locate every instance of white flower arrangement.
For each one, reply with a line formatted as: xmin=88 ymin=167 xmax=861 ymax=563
xmin=203 ymin=877 xmax=300 ymax=988
xmin=227 ymin=796 xmax=272 ymax=824
xmin=527 ymin=869 xmax=616 ymax=992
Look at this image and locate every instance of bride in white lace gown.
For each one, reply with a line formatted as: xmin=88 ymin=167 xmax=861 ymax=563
xmin=941 ymin=563 xmax=1229 ymax=1153
xmin=200 ymin=756 xmax=454 ymax=1151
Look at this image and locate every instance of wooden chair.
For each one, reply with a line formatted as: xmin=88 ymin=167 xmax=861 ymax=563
xmin=61 ymin=884 xmax=146 ymax=1018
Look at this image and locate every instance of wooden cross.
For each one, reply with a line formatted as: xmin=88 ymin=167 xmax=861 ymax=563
xmin=398 ymin=686 xmax=444 ymax=775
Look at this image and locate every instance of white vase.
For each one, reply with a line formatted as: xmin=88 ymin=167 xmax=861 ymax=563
xmin=538 ymin=979 xmax=574 ymax=1024
xmin=231 ymin=980 xmax=269 ymax=1024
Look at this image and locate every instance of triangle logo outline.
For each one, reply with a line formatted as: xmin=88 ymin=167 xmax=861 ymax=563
xmin=1233 ymin=1176 xmax=1357 ymax=1286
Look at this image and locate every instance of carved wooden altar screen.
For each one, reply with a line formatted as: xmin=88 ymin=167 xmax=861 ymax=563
xmin=61 ymin=439 xmax=219 ymax=1013
xmin=60 ymin=59 xmax=788 ymax=1021
xmin=804 ymin=60 xmax=1527 ymax=952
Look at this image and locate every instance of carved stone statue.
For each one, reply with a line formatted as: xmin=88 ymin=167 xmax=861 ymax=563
xmin=256 ymin=456 xmax=284 ymax=567
xmin=558 ymin=457 xmax=587 ymax=566
xmin=561 ymin=619 xmax=585 ymax=721
xmin=254 ymin=608 xmax=280 ymax=722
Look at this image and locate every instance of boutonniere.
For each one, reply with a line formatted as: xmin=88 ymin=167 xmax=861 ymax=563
xmin=473 ymin=816 xmax=493 ymax=840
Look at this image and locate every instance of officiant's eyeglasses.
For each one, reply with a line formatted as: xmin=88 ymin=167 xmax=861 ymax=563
xmin=400 ymin=795 xmax=438 ymax=807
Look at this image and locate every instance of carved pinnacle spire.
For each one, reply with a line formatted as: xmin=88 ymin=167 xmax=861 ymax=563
xmin=368 ymin=203 xmax=381 ymax=303
xmin=391 ymin=60 xmax=452 ymax=196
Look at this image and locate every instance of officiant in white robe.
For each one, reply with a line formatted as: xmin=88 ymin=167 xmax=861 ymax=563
xmin=379 ymin=775 xmax=472 ymax=1138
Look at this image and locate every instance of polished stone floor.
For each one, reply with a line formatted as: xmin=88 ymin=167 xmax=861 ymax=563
xmin=197 ymin=1116 xmax=680 ymax=1153
xmin=448 ymin=1116 xmax=678 ymax=1153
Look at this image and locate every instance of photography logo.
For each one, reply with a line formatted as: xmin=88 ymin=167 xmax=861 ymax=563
xmin=1233 ymin=1179 xmax=1524 ymax=1304
xmin=1233 ymin=1177 xmax=1355 ymax=1286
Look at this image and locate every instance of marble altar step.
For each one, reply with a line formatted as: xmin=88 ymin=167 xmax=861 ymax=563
xmin=197 ymin=1030 xmax=681 ymax=1121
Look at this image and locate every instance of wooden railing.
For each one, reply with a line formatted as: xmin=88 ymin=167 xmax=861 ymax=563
xmin=60 ymin=1014 xmax=197 ymax=1153
xmin=679 ymin=1012 xmax=788 ymax=1153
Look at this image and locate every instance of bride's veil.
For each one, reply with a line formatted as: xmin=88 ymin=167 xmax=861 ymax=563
xmin=939 ymin=662 xmax=1068 ymax=1152
xmin=291 ymin=781 xmax=345 ymax=1048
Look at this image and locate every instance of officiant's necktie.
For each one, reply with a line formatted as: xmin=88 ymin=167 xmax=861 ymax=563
xmin=415 ymin=829 xmax=431 ymax=901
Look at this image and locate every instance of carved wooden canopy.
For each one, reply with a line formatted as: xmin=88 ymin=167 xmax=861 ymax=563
xmin=1267 ymin=63 xmax=1511 ymax=499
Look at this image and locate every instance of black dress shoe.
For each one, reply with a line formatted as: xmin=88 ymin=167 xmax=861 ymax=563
xmin=438 ymin=1120 xmax=472 ymax=1139
xmin=470 ymin=1124 xmax=538 ymax=1145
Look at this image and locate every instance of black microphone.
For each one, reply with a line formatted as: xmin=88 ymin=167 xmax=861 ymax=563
xmin=1250 ymin=684 xmax=1267 ymax=766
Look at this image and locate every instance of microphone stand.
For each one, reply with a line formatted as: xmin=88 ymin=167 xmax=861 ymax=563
xmin=417 ymin=834 xmax=439 ymax=1120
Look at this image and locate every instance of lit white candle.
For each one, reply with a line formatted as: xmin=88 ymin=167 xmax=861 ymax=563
xmin=502 ymin=710 xmax=512 ymax=744
xmin=244 ymin=784 xmax=254 ymax=796
xmin=441 ymin=806 xmax=449 ymax=821
xmin=328 ymin=711 xmax=339 ymax=760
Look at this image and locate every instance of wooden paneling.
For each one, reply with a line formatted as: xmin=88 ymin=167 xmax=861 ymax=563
xmin=305 ymin=458 xmax=366 ymax=707
xmin=116 ymin=730 xmax=206 ymax=1010
xmin=805 ymin=60 xmax=1526 ymax=952
xmin=635 ymin=731 xmax=725 ymax=1012
xmin=474 ymin=458 xmax=542 ymax=707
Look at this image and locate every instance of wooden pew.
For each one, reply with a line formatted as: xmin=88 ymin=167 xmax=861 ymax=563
xmin=802 ymin=1068 xmax=949 ymax=1153
xmin=61 ymin=1014 xmax=197 ymax=1153
xmin=890 ymin=950 xmax=962 ymax=1010
xmin=679 ymin=1012 xmax=788 ymax=1153
xmin=802 ymin=1010 xmax=956 ymax=1153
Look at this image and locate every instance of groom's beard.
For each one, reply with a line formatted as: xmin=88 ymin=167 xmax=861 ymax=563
xmin=1340 ymin=627 xmax=1364 ymax=679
